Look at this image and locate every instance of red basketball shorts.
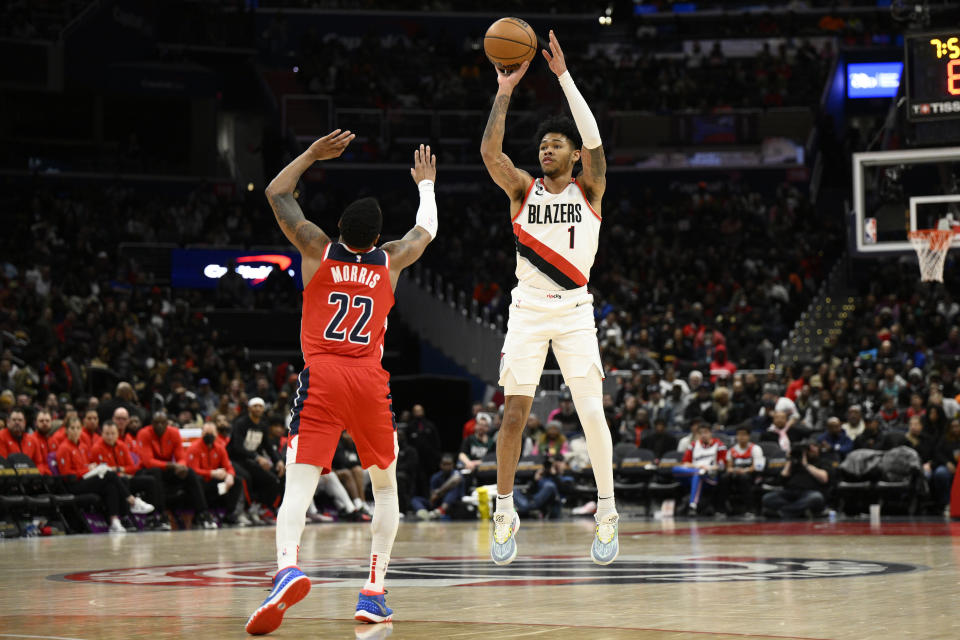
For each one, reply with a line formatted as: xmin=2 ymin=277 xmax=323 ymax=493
xmin=286 ymin=359 xmax=397 ymax=472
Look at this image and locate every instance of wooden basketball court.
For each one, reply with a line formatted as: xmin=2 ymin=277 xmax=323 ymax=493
xmin=1 ymin=518 xmax=958 ymax=639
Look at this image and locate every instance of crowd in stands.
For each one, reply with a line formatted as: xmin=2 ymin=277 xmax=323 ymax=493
xmin=286 ymin=30 xmax=831 ymax=135
xmin=0 ymin=169 xmax=957 ymax=530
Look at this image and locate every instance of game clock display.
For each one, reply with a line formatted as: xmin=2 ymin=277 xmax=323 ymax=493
xmin=905 ymin=32 xmax=960 ymax=121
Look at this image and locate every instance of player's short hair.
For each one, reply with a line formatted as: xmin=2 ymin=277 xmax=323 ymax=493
xmin=735 ymin=425 xmax=750 ymax=434
xmin=339 ymin=197 xmax=382 ymax=250
xmin=535 ymin=115 xmax=582 ymax=152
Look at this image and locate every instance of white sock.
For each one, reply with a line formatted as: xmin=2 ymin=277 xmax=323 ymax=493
xmin=363 ymin=552 xmax=390 ymax=594
xmin=364 ymin=463 xmax=400 ymax=593
xmin=276 ymin=463 xmax=321 ymax=571
xmin=597 ymin=495 xmax=617 ymax=519
xmin=354 ymin=497 xmax=364 ymax=510
xmin=496 ymin=493 xmax=514 ymax=514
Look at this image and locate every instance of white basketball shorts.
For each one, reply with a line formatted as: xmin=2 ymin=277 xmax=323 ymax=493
xmin=498 ymin=283 xmax=604 ymax=392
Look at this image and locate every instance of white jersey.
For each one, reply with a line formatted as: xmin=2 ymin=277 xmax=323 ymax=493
xmin=511 ymin=177 xmax=601 ymax=291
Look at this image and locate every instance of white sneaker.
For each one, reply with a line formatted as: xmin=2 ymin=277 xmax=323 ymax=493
xmin=130 ymin=497 xmax=155 ymax=515
xmin=109 ymin=518 xmax=127 ymax=534
xmin=591 ymin=512 xmax=619 ymax=565
xmin=236 ymin=512 xmax=253 ymax=527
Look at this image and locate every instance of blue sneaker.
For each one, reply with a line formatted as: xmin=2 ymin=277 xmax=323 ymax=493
xmin=355 ymin=590 xmax=393 ymax=623
xmin=591 ymin=512 xmax=619 ymax=565
xmin=245 ymin=566 xmax=312 ymax=635
xmin=490 ymin=511 xmax=520 ymax=566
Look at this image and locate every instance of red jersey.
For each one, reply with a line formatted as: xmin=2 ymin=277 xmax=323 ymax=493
xmin=301 ymin=242 xmax=394 ymax=364
xmin=90 ymin=440 xmax=139 ymax=475
xmin=683 ymin=437 xmax=728 ymax=468
xmin=0 ymin=428 xmax=27 ymax=458
xmin=49 ymin=429 xmax=67 ymax=451
xmin=23 ymin=432 xmax=53 ymax=475
xmin=186 ymin=439 xmax=236 ymax=480
xmin=56 ymin=440 xmax=91 ymax=477
xmin=728 ymin=442 xmax=765 ymax=470
xmin=137 ymin=426 xmax=185 ymax=469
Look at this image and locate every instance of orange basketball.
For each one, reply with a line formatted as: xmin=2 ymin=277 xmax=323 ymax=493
xmin=483 ymin=17 xmax=537 ymax=72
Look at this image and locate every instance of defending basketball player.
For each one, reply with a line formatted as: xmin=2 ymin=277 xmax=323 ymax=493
xmin=245 ymin=131 xmax=438 ymax=635
xmin=480 ymin=30 xmax=618 ymax=565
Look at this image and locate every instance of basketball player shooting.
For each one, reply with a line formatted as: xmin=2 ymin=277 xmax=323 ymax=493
xmin=245 ymin=131 xmax=439 ymax=635
xmin=480 ymin=30 xmax=618 ymax=566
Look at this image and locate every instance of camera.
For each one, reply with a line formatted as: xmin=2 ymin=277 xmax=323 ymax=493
xmin=789 ymin=440 xmax=812 ymax=462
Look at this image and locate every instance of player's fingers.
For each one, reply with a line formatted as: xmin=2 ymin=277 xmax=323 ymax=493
xmin=542 ymin=49 xmax=551 ymax=62
xmin=425 ymin=145 xmax=431 ymax=159
xmin=323 ymin=128 xmax=342 ymax=140
xmin=431 ymin=154 xmax=436 ymax=167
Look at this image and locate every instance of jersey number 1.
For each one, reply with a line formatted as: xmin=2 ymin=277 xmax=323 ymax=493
xmin=324 ymin=292 xmax=373 ymax=344
xmin=568 ymin=225 xmax=575 ymax=249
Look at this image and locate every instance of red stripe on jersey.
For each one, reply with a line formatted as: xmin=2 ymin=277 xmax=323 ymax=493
xmin=573 ymin=180 xmax=602 ymax=221
xmin=510 ymin=179 xmax=537 ymax=223
xmin=512 ymin=223 xmax=588 ymax=287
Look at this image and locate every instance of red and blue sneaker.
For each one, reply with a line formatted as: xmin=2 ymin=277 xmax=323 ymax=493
xmin=355 ymin=590 xmax=394 ymax=624
xmin=245 ymin=566 xmax=312 ymax=635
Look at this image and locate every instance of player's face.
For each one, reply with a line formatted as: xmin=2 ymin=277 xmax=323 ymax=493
xmin=66 ymin=420 xmax=82 ymax=443
xmin=35 ymin=412 xmax=51 ymax=434
xmin=538 ymin=134 xmax=580 ymax=177
xmin=83 ymin=411 xmax=98 ymax=432
xmin=8 ymin=412 xmax=25 ymax=436
xmin=736 ymin=431 xmax=750 ymax=446
xmin=698 ymin=428 xmax=712 ymax=445
xmin=102 ymin=426 xmax=118 ymax=446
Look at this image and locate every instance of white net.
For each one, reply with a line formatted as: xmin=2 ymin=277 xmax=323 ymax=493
xmin=908 ymin=230 xmax=954 ymax=282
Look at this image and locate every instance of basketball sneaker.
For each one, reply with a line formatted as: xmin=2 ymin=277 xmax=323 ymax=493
xmin=590 ymin=512 xmax=619 ymax=565
xmin=355 ymin=590 xmax=393 ymax=623
xmin=245 ymin=566 xmax=312 ymax=635
xmin=490 ymin=510 xmax=520 ymax=565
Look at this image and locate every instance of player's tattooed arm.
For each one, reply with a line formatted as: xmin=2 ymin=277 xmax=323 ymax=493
xmin=267 ymin=192 xmax=328 ymax=257
xmin=579 ymin=144 xmax=607 ymax=203
xmin=480 ymin=61 xmax=533 ymax=204
xmin=383 ymin=226 xmax=430 ymax=271
xmin=265 ymin=129 xmax=355 ymax=257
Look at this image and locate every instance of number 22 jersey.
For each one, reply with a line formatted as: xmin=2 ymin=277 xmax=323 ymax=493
xmin=301 ymin=242 xmax=394 ymax=365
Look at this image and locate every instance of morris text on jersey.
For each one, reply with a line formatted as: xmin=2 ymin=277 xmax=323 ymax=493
xmin=330 ymin=264 xmax=381 ymax=289
xmin=527 ymin=203 xmax=583 ymax=225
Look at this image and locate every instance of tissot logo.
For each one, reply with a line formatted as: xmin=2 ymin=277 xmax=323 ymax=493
xmin=55 ymin=556 xmax=921 ymax=588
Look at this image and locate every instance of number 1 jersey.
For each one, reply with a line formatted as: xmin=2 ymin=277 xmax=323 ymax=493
xmin=301 ymin=242 xmax=394 ymax=365
xmin=512 ymin=177 xmax=602 ymax=291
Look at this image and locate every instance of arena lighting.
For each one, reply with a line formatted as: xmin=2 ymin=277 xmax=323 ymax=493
xmin=246 ymin=182 xmax=255 ymax=191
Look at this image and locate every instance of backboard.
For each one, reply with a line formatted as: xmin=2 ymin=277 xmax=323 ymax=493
xmin=852 ymin=146 xmax=960 ymax=255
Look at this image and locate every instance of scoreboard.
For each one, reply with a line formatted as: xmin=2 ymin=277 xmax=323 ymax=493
xmin=905 ymin=32 xmax=960 ymax=121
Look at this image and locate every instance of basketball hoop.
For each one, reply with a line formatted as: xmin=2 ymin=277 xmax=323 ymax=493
xmin=908 ymin=229 xmax=954 ymax=282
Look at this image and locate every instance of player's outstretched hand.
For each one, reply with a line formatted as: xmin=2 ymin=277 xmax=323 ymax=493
xmin=410 ymin=143 xmax=437 ymax=184
xmin=495 ymin=59 xmax=530 ymax=91
xmin=308 ymin=129 xmax=355 ymax=161
xmin=542 ymin=29 xmax=567 ymax=77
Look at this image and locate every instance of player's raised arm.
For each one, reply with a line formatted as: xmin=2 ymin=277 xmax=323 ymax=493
xmin=480 ymin=60 xmax=534 ymax=205
xmin=543 ymin=30 xmax=606 ymax=202
xmin=383 ymin=144 xmax=438 ymax=285
xmin=265 ymin=129 xmax=355 ymax=259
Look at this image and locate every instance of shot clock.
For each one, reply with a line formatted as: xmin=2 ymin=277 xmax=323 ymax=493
xmin=905 ymin=32 xmax=960 ymax=121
